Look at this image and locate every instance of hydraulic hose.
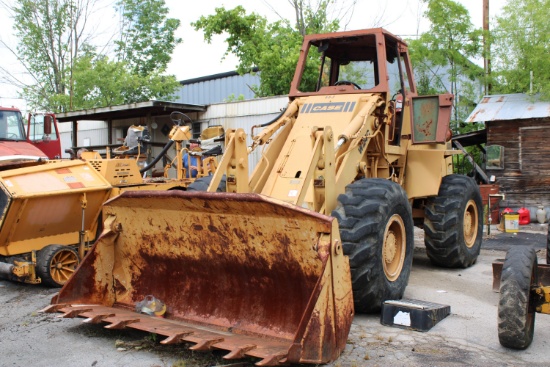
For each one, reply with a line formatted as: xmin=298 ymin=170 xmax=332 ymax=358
xmin=139 ymin=140 xmax=175 ymax=174
xmin=250 ymin=108 xmax=287 ymax=138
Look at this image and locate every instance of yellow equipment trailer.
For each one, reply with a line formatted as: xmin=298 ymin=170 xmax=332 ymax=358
xmin=45 ymin=28 xmax=483 ymax=365
xmin=0 ymin=121 xmax=217 ymax=287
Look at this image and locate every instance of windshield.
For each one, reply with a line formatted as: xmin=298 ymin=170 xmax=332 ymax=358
xmin=298 ymin=34 xmax=380 ymax=93
xmin=293 ymin=32 xmax=413 ymax=97
xmin=0 ymin=110 xmax=26 ymax=141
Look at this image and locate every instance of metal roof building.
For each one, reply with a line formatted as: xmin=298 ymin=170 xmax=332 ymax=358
xmin=466 ymin=93 xmax=550 ymax=123
xmin=465 ymin=93 xmax=550 ymax=217
xmin=174 ymin=69 xmax=261 ymax=105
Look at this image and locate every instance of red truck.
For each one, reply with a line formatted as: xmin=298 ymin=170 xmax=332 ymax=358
xmin=0 ymin=107 xmax=61 ymax=170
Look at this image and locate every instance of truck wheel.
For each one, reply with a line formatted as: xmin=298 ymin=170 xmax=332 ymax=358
xmin=36 ymin=245 xmax=80 ymax=287
xmin=424 ymin=174 xmax=482 ymax=268
xmin=498 ymin=246 xmax=538 ymax=349
xmin=332 ymin=178 xmax=414 ymax=313
xmin=186 ymin=175 xmax=226 ymax=192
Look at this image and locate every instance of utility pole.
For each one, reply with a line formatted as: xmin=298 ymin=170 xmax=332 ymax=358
xmin=483 ymin=0 xmax=492 ymax=95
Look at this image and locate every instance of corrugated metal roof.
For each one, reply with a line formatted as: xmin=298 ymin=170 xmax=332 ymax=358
xmin=175 ymin=73 xmax=261 ymax=105
xmin=466 ymin=93 xmax=550 ymax=123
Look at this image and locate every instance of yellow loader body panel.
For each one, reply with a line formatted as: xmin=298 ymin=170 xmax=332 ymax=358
xmin=47 ymin=190 xmax=354 ymax=365
xmin=0 ymin=156 xmax=194 ymax=285
xmin=0 ymin=160 xmax=112 ymax=256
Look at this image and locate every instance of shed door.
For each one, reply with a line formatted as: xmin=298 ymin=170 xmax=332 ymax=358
xmin=520 ymin=126 xmax=550 ymax=173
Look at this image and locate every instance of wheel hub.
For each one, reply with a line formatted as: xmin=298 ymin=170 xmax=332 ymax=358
xmin=384 ymin=233 xmax=397 ymax=263
xmin=382 ymin=215 xmax=406 ymax=282
xmin=463 ymin=200 xmax=478 ymax=248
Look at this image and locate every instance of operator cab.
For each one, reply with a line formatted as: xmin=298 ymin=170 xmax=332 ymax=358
xmin=290 ymin=28 xmax=415 ymax=101
xmin=289 ymin=28 xmax=417 ymax=146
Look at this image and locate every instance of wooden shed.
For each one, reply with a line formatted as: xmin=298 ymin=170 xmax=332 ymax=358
xmin=466 ymin=93 xmax=550 ymax=219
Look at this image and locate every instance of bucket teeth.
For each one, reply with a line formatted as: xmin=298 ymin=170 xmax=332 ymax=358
xmin=59 ymin=308 xmax=92 ymax=318
xmin=83 ymin=313 xmax=115 ymax=324
xmin=160 ymin=331 xmax=195 ymax=345
xmin=104 ymin=318 xmax=140 ymax=329
xmin=189 ymin=337 xmax=225 ymax=351
xmin=40 ymin=304 xmax=69 ymax=313
xmin=46 ymin=304 xmax=296 ymax=365
xmin=223 ymin=344 xmax=257 ymax=360
xmin=256 ymin=353 xmax=288 ymax=366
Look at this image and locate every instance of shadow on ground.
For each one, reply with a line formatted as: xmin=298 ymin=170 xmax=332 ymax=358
xmin=482 ymin=223 xmax=547 ymax=252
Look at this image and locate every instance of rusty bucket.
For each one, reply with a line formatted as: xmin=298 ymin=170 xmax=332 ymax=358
xmin=43 ymin=190 xmax=354 ymax=365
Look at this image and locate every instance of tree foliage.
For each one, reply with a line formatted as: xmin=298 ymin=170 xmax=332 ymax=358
xmin=7 ymin=0 xmax=94 ymax=111
xmin=491 ymin=0 xmax=550 ymax=98
xmin=2 ymin=0 xmax=181 ymax=112
xmin=71 ymin=52 xmax=180 ymax=109
xmin=192 ymin=2 xmax=340 ymax=97
xmin=115 ymin=0 xmax=181 ymax=76
xmin=407 ymin=0 xmax=483 ymax=130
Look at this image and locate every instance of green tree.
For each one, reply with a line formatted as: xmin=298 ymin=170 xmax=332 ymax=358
xmin=491 ymin=0 xmax=550 ymax=98
xmin=407 ymin=0 xmax=483 ymax=129
xmin=71 ymin=53 xmax=135 ymax=109
xmin=1 ymin=0 xmax=181 ymax=112
xmin=5 ymin=0 xmax=95 ymax=111
xmin=192 ymin=2 xmax=339 ymax=97
xmin=71 ymin=52 xmax=179 ymax=108
xmin=115 ymin=0 xmax=181 ymax=76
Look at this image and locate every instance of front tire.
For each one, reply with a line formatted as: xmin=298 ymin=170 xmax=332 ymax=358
xmin=498 ymin=246 xmax=538 ymax=349
xmin=36 ymin=245 xmax=80 ymax=287
xmin=332 ymin=178 xmax=414 ymax=313
xmin=424 ymin=174 xmax=482 ymax=268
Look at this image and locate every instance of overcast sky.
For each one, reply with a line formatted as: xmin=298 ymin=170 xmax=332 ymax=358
xmin=0 ymin=0 xmax=507 ymax=110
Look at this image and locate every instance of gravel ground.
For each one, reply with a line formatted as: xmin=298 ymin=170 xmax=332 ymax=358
xmin=1 ymin=225 xmax=549 ymax=367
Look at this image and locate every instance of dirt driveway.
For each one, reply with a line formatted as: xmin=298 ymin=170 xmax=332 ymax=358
xmin=2 ymin=228 xmax=550 ymax=367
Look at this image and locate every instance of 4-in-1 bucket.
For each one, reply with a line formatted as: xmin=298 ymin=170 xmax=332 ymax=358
xmin=503 ymin=212 xmax=519 ymax=233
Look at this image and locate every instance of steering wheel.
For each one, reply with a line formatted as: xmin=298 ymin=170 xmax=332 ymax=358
xmin=170 ymin=111 xmax=193 ymax=126
xmin=334 ymin=80 xmax=362 ymax=90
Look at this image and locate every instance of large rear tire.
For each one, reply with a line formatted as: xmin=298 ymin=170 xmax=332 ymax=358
xmin=498 ymin=246 xmax=538 ymax=349
xmin=424 ymin=174 xmax=482 ymax=268
xmin=186 ymin=175 xmax=226 ymax=192
xmin=332 ymin=178 xmax=414 ymax=313
xmin=36 ymin=245 xmax=80 ymax=287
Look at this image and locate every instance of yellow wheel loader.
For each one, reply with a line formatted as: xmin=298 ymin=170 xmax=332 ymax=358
xmin=0 ymin=118 xmax=223 ymax=287
xmin=44 ymin=28 xmax=483 ymax=365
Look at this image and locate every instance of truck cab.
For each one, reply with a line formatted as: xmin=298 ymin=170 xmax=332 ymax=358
xmin=0 ymin=107 xmax=61 ymax=170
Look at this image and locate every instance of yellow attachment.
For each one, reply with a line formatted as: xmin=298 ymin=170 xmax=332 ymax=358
xmin=200 ymin=125 xmax=224 ymax=140
xmin=535 ymin=286 xmax=550 ymax=314
xmin=0 ymin=160 xmax=112 ymax=257
xmin=86 ymin=158 xmax=144 ymax=185
xmin=46 ymin=190 xmax=354 ymax=365
xmin=169 ymin=125 xmax=192 ymax=142
xmin=80 ymin=151 xmax=102 ymax=160
xmin=11 ymin=259 xmax=41 ymax=284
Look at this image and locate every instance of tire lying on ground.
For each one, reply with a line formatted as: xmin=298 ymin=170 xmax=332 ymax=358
xmin=332 ymin=178 xmax=414 ymax=313
xmin=498 ymin=245 xmax=539 ymax=349
xmin=36 ymin=245 xmax=80 ymax=287
xmin=424 ymin=174 xmax=483 ymax=268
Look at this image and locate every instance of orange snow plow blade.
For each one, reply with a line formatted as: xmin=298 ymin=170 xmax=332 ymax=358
xmin=43 ymin=190 xmax=354 ymax=365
